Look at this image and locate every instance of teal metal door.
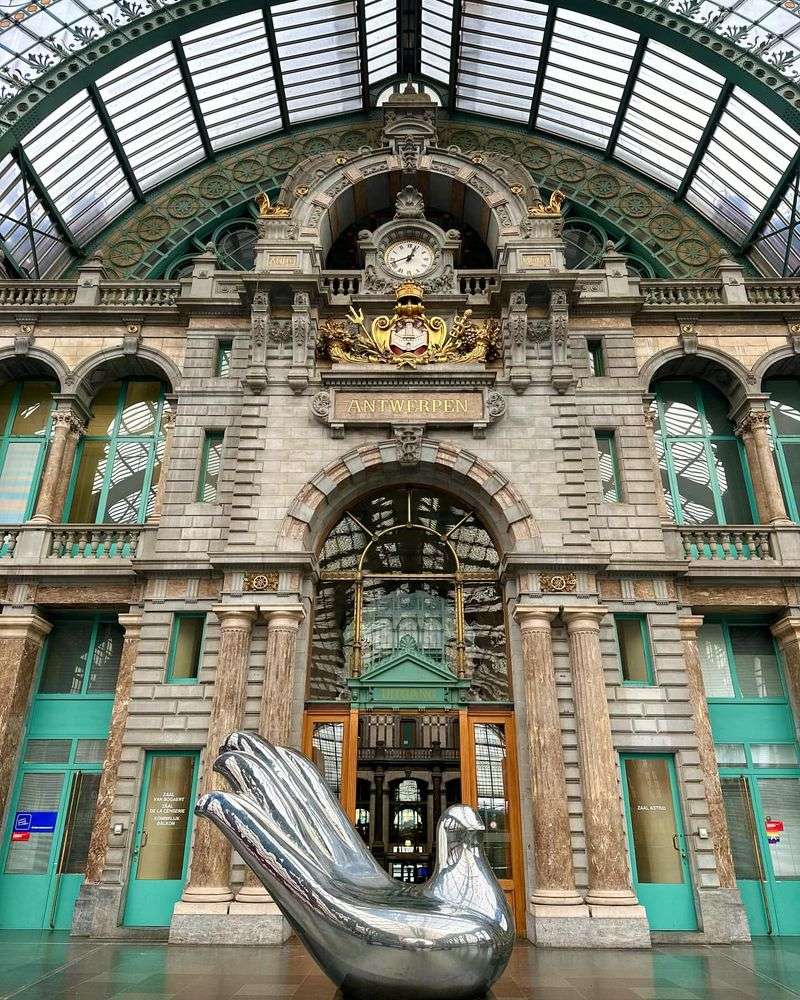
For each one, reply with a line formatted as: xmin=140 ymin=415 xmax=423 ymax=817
xmin=621 ymin=754 xmax=698 ymax=931
xmin=123 ymin=750 xmax=199 ymax=927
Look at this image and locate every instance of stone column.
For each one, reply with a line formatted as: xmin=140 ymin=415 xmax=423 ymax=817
xmin=179 ymin=606 xmax=256 ymax=904
xmin=235 ymin=607 xmax=304 ymax=906
xmin=679 ymin=616 xmax=736 ymax=888
xmin=0 ymin=613 xmax=51 ymax=821
xmin=562 ymin=608 xmax=643 ymax=915
xmin=735 ymin=408 xmax=791 ymax=525
xmin=771 ymin=616 xmax=800 ymax=732
xmin=83 ymin=613 xmax=143 ymax=886
xmin=30 ymin=409 xmax=85 ymax=524
xmin=514 ymin=606 xmax=584 ymax=914
xmin=643 ymin=401 xmax=669 ymax=519
xmin=148 ymin=406 xmax=176 ymax=523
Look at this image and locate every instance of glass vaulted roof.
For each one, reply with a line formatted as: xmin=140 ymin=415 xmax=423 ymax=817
xmin=0 ymin=0 xmax=799 ymax=278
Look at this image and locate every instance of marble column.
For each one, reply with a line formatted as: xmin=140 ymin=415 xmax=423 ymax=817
xmin=236 ymin=607 xmax=304 ymax=904
xmin=514 ymin=605 xmax=584 ymax=911
xmin=562 ymin=607 xmax=642 ymax=912
xmin=679 ymin=616 xmax=736 ymax=888
xmin=735 ymin=408 xmax=791 ymax=525
xmin=771 ymin=616 xmax=800 ymax=731
xmin=643 ymin=402 xmax=669 ymax=519
xmin=30 ymin=409 xmax=85 ymax=524
xmin=180 ymin=605 xmax=256 ymax=904
xmin=0 ymin=613 xmax=51 ymax=821
xmin=148 ymin=406 xmax=176 ymax=523
xmin=83 ymin=613 xmax=143 ymax=886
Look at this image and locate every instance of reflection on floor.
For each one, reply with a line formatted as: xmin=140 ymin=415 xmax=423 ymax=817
xmin=1 ymin=933 xmax=800 ymax=999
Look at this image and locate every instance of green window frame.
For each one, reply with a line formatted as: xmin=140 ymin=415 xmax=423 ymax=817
xmin=0 ymin=380 xmax=55 ymax=524
xmin=587 ymin=339 xmax=605 ymax=376
xmin=197 ymin=431 xmax=223 ymax=503
xmin=64 ymin=380 xmax=165 ymax=525
xmin=596 ymin=430 xmax=621 ymax=502
xmin=36 ymin=614 xmax=124 ymax=698
xmin=652 ymin=380 xmax=756 ymax=526
xmin=165 ymin=613 xmax=206 ymax=684
xmin=614 ymin=613 xmax=655 ymax=685
xmin=215 ymin=340 xmax=233 ymax=377
xmin=698 ymin=619 xmax=787 ymax=703
xmin=765 ymin=379 xmax=800 ymax=523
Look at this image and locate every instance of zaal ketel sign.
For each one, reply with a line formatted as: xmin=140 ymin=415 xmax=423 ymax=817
xmin=12 ymin=811 xmax=58 ymax=841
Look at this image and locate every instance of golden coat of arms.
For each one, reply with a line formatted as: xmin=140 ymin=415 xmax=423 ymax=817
xmin=317 ymin=283 xmax=500 ymax=367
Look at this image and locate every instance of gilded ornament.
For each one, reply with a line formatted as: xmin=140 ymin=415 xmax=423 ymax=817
xmin=335 ymin=155 xmax=348 ymax=165
xmin=199 ymin=173 xmax=232 ymax=200
xmin=555 ymin=157 xmax=587 ymax=182
xmin=540 ymin=572 xmax=577 ymax=593
xmin=528 ymin=190 xmax=566 ymax=217
xmin=470 ymin=154 xmax=484 ymax=164
xmin=317 ymin=284 xmax=500 ymax=367
xmin=255 ymin=192 xmax=291 ymax=218
xmin=232 ymin=158 xmax=266 ymax=183
xmin=167 ymin=193 xmax=201 ymax=219
xmin=620 ymin=191 xmax=652 ymax=218
xmin=136 ymin=214 xmax=170 ymax=242
xmin=510 ymin=184 xmax=524 ymax=195
xmin=587 ymin=173 xmax=621 ymax=199
xmin=295 ymin=185 xmax=310 ymax=196
xmin=243 ymin=572 xmax=279 ymax=593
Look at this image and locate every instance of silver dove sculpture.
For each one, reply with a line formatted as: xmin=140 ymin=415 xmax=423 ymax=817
xmin=196 ymin=731 xmax=515 ymax=1000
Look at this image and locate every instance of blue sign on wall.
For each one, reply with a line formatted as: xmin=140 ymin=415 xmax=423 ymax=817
xmin=13 ymin=811 xmax=58 ymax=834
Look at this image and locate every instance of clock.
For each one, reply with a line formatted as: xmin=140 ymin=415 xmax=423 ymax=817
xmin=383 ymin=239 xmax=435 ymax=278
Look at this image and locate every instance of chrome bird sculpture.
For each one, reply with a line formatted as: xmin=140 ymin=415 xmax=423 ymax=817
xmin=196 ymin=731 xmax=514 ymax=1000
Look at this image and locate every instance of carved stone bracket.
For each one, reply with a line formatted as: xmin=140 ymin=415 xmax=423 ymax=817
xmin=786 ymin=317 xmax=800 ymax=353
xmin=549 ymin=289 xmax=573 ymax=394
xmin=121 ymin=316 xmax=143 ymax=355
xmin=288 ymin=289 xmax=313 ymax=393
xmin=505 ymin=290 xmax=531 ymax=394
xmin=394 ymin=424 xmax=423 ymax=466
xmin=13 ymin=314 xmax=36 ymax=354
xmin=677 ymin=317 xmax=698 ymax=354
xmin=247 ymin=289 xmax=270 ymax=392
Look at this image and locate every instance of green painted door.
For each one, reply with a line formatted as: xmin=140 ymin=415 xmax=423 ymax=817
xmin=621 ymin=754 xmax=698 ymax=931
xmin=123 ymin=751 xmax=200 ymax=927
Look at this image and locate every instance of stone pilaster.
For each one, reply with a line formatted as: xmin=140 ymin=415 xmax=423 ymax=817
xmin=514 ymin=606 xmax=584 ymax=921
xmin=51 ymin=411 xmax=85 ymax=523
xmin=562 ymin=607 xmax=649 ymax=944
xmin=643 ymin=401 xmax=669 ymax=519
xmin=30 ymin=409 xmax=85 ymax=524
xmin=771 ymin=616 xmax=800 ymax=733
xmin=0 ymin=613 xmax=51 ymax=822
xmin=178 ymin=606 xmax=257 ymax=905
xmin=148 ymin=405 xmax=176 ymax=522
xmin=735 ymin=408 xmax=791 ymax=525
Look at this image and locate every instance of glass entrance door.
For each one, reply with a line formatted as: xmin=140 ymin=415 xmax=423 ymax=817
xmin=620 ymin=754 xmax=697 ymax=931
xmin=122 ymin=750 xmax=199 ymax=927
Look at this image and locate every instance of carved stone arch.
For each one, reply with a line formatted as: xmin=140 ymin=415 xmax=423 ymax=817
xmin=278 ymin=436 xmax=540 ymax=556
xmin=751 ymin=345 xmax=800 ymax=390
xmin=0 ymin=346 xmax=69 ymax=391
xmin=639 ymin=345 xmax=753 ymax=412
xmin=278 ymin=146 xmax=539 ymax=263
xmin=67 ymin=345 xmax=182 ymax=407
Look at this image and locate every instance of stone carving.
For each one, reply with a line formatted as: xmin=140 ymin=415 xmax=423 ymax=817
xmin=268 ymin=320 xmax=292 ymax=344
xmin=527 ymin=319 xmax=551 ymax=343
xmin=422 ymin=266 xmax=455 ymax=294
xmin=364 ymin=264 xmax=394 ymax=294
xmin=540 ymin=572 xmax=577 ymax=593
xmin=394 ymin=185 xmax=425 ymax=220
xmin=486 ymin=391 xmax=506 ymax=418
xmin=122 ymin=320 xmax=142 ymax=355
xmin=394 ymin=425 xmax=423 ymax=466
xmin=13 ymin=315 xmax=35 ymax=354
xmin=311 ymin=391 xmax=331 ymax=419
xmin=243 ymin=572 xmax=279 ymax=593
xmin=678 ymin=321 xmax=698 ymax=354
xmin=198 ymin=732 xmax=513 ymax=1000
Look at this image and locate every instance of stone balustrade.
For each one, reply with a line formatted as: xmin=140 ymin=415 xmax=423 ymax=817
xmin=0 ymin=529 xmax=19 ymax=558
xmin=679 ymin=526 xmax=775 ymax=561
xmin=47 ymin=525 xmax=145 ymax=559
xmin=459 ymin=271 xmax=498 ymax=302
xmin=0 ymin=283 xmax=76 ymax=306
xmin=744 ymin=282 xmax=800 ymax=305
xmin=98 ymin=283 xmax=180 ymax=307
xmin=319 ymin=272 xmax=361 ymax=303
xmin=640 ymin=282 xmax=724 ymax=306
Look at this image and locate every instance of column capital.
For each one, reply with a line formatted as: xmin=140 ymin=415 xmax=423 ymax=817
xmin=0 ymin=612 xmax=51 ymax=644
xmin=734 ymin=407 xmax=771 ymax=438
xmin=771 ymin=615 xmax=800 ymax=645
xmin=118 ymin=612 xmax=144 ymax=637
xmin=513 ymin=604 xmax=559 ymax=630
xmin=561 ymin=606 xmax=608 ymax=634
xmin=212 ymin=605 xmax=258 ymax=631
xmin=678 ymin=615 xmax=705 ymax=638
xmin=50 ymin=407 xmax=87 ymax=435
xmin=262 ymin=605 xmax=305 ymax=630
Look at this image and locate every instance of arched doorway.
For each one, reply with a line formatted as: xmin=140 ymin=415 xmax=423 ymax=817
xmin=303 ymin=486 xmax=525 ymax=927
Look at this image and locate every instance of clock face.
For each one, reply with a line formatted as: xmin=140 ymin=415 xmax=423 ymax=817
xmin=383 ymin=239 xmax=435 ymax=278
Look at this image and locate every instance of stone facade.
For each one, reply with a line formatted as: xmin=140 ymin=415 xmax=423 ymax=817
xmin=0 ymin=94 xmax=798 ymax=949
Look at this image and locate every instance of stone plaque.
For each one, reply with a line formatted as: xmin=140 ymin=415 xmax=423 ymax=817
xmin=333 ymin=390 xmax=484 ymax=423
xmin=519 ymin=252 xmax=552 ymax=269
xmin=267 ymin=253 xmax=300 ymax=270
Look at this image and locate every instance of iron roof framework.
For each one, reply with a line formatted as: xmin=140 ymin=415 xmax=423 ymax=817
xmin=0 ymin=0 xmax=798 ymax=278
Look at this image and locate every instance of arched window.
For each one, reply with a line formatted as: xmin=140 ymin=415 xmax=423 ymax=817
xmin=66 ymin=380 xmax=165 ymax=525
xmin=652 ymin=380 xmax=755 ymax=525
xmin=765 ymin=379 xmax=800 ymax=521
xmin=310 ymin=488 xmax=507 ymax=703
xmin=0 ymin=380 xmax=55 ymax=523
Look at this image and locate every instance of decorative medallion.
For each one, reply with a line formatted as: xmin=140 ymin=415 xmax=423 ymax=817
xmin=487 ymin=136 xmax=515 ymax=156
xmin=448 ymin=129 xmax=479 ymax=150
xmin=540 ymin=572 xmax=577 ymax=593
xmin=555 ymin=157 xmax=587 ymax=183
xmin=620 ymin=191 xmax=653 ymax=218
xmin=199 ymin=173 xmax=232 ymax=200
xmin=649 ymin=214 xmax=683 ymax=240
xmin=303 ymin=137 xmax=330 ymax=155
xmin=232 ymin=158 xmax=266 ymax=183
xmin=107 ymin=239 xmax=144 ymax=268
xmin=317 ymin=283 xmax=500 ymax=367
xmin=136 ymin=214 xmax=170 ymax=242
xmin=340 ymin=130 xmax=366 ymax=150
xmin=167 ymin=193 xmax=201 ymax=219
xmin=520 ymin=145 xmax=552 ymax=170
xmin=676 ymin=238 xmax=711 ymax=266
xmin=588 ymin=173 xmax=621 ymax=199
xmin=243 ymin=572 xmax=279 ymax=593
xmin=267 ymin=146 xmax=299 ymax=171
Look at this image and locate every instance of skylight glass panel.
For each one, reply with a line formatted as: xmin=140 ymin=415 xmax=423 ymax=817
xmin=22 ymin=91 xmax=133 ymax=245
xmin=615 ymin=41 xmax=724 ymax=191
xmin=421 ymin=0 xmax=454 ymax=83
xmin=271 ymin=0 xmax=363 ymax=124
xmin=687 ymin=88 xmax=800 ymax=240
xmin=182 ymin=13 xmax=282 ymax=152
xmin=455 ymin=0 xmax=546 ymax=122
xmin=97 ymin=43 xmax=205 ymax=193
xmin=750 ymin=171 xmax=800 ymax=276
xmin=0 ymin=154 xmax=67 ymax=277
xmin=364 ymin=0 xmax=397 ymax=84
xmin=536 ymin=10 xmax=638 ymax=148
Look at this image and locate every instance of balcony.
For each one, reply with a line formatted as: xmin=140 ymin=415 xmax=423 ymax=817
xmin=677 ymin=526 xmax=775 ymax=561
xmin=0 ymin=524 xmax=151 ymax=562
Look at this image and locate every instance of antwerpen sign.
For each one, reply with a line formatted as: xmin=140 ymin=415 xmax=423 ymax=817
xmin=311 ymin=386 xmax=505 ymax=438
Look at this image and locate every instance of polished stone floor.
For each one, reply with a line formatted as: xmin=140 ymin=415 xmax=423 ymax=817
xmin=0 ymin=934 xmax=799 ymax=1000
